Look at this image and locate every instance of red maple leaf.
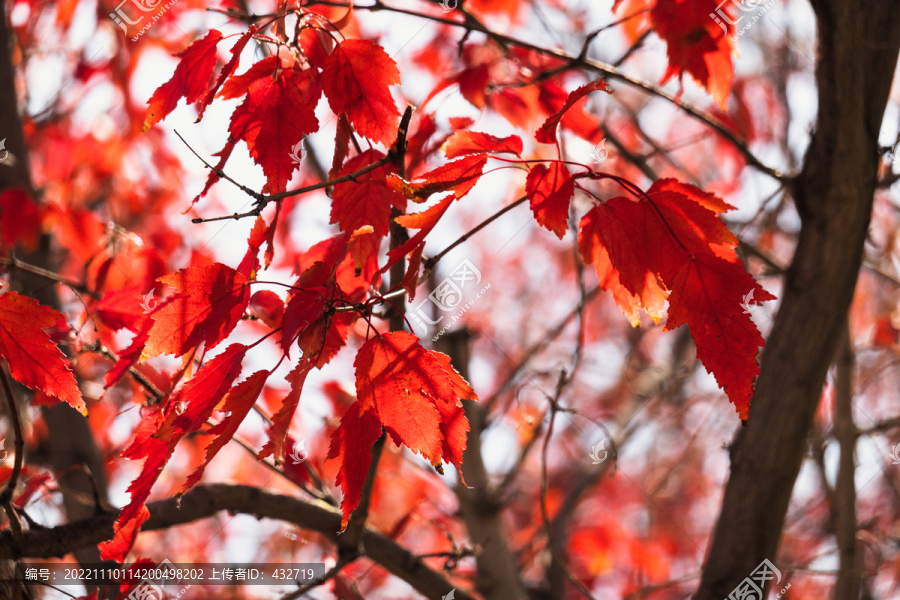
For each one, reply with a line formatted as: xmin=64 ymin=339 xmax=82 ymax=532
xmin=577 ymin=180 xmax=774 ymax=416
xmin=651 ymin=0 xmax=734 ymax=109
xmin=144 ymin=263 xmax=251 ymax=358
xmin=229 ymin=67 xmax=322 ymax=194
xmin=386 ymin=154 xmax=488 ymax=203
xmin=330 ymin=150 xmax=406 ymax=266
xmin=197 ymin=27 xmax=256 ymax=121
xmin=0 ymin=292 xmax=85 ymax=415
xmin=237 ymin=216 xmax=267 ymax=280
xmin=218 ymin=55 xmax=291 ymax=100
xmin=535 ymin=80 xmax=611 ymax=144
xmin=354 ymin=331 xmax=478 ymax=470
xmin=101 ymin=344 xmax=248 ymax=561
xmin=184 ymin=369 xmax=270 ymax=491
xmin=258 ymin=359 xmax=314 ymax=464
xmin=379 ymin=196 xmax=455 ymax=279
xmin=248 ymin=290 xmax=285 ymax=329
xmin=323 ymin=39 xmax=401 ymax=146
xmin=97 ymin=285 xmax=150 ymax=333
xmin=103 ymin=320 xmax=153 ymax=391
xmin=527 ymin=163 xmax=575 ymax=239
xmin=327 ymin=400 xmax=384 ymax=528
xmin=281 ymin=290 xmax=327 ymax=357
xmin=143 ymin=30 xmax=223 ymax=131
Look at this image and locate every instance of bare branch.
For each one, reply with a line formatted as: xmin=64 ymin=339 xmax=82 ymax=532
xmin=0 ymin=483 xmax=470 ymax=600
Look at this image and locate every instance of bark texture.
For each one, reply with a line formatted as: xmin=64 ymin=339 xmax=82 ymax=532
xmin=436 ymin=329 xmax=529 ymax=600
xmin=695 ymin=1 xmax=900 ymax=598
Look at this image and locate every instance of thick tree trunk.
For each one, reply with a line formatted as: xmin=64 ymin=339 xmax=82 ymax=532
xmin=695 ymin=1 xmax=900 ymax=598
xmin=436 ymin=329 xmax=528 ymax=600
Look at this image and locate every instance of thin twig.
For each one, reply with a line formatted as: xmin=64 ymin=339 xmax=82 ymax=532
xmin=0 ymin=366 xmax=24 ymax=505
xmin=301 ymin=0 xmax=787 ymax=182
xmin=423 ymin=195 xmax=528 ymax=269
xmin=278 ymin=556 xmax=355 ymax=600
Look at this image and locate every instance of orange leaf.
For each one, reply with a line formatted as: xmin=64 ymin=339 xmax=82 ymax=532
xmin=354 ymin=332 xmax=477 ymax=469
xmin=144 ymin=264 xmax=251 ymax=358
xmin=386 ymin=154 xmax=487 ymax=202
xmin=443 ymin=130 xmax=523 ymax=158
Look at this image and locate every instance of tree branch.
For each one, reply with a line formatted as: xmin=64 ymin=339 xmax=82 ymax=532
xmin=0 ymin=484 xmax=470 ymax=600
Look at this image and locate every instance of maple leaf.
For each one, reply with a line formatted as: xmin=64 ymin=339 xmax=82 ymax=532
xmin=535 ymin=81 xmax=612 ymax=145
xmin=323 ymin=39 xmax=401 ymax=146
xmin=330 ymin=150 xmax=406 ymax=266
xmin=579 ymin=210 xmax=665 ymax=327
xmin=327 ymin=401 xmax=383 ymax=528
xmin=248 ymin=290 xmax=285 ymax=329
xmin=197 ymin=27 xmax=256 ymax=121
xmin=229 ymin=67 xmax=322 ymax=194
xmin=665 ymin=254 xmax=766 ymax=419
xmin=354 ymin=332 xmax=477 ymax=468
xmin=237 ymin=216 xmax=267 ymax=279
xmin=443 ymin=130 xmax=523 ymax=158
xmin=101 ymin=344 xmax=248 ymax=562
xmin=258 ymin=359 xmax=314 ymax=464
xmin=651 ymin=0 xmax=734 ymax=109
xmin=103 ymin=320 xmax=152 ymax=390
xmin=281 ymin=290 xmax=327 ymax=357
xmin=195 ymin=138 xmax=237 ymax=205
xmin=386 ymin=154 xmax=488 ymax=203
xmin=577 ymin=179 xmax=774 ymax=415
xmin=0 ymin=292 xmax=85 ymax=415
xmin=0 ymin=188 xmax=42 ymax=251
xmin=218 ymin=55 xmax=290 ymax=100
xmin=143 ymin=30 xmax=223 ymax=131
xmin=97 ymin=285 xmax=150 ymax=333
xmin=184 ymin=369 xmax=270 ymax=491
xmin=538 ymin=81 xmax=606 ymax=145
xmin=144 ymin=264 xmax=251 ymax=359
xmin=527 ymin=163 xmax=575 ymax=239
xmin=379 ymin=196 xmax=454 ymax=278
